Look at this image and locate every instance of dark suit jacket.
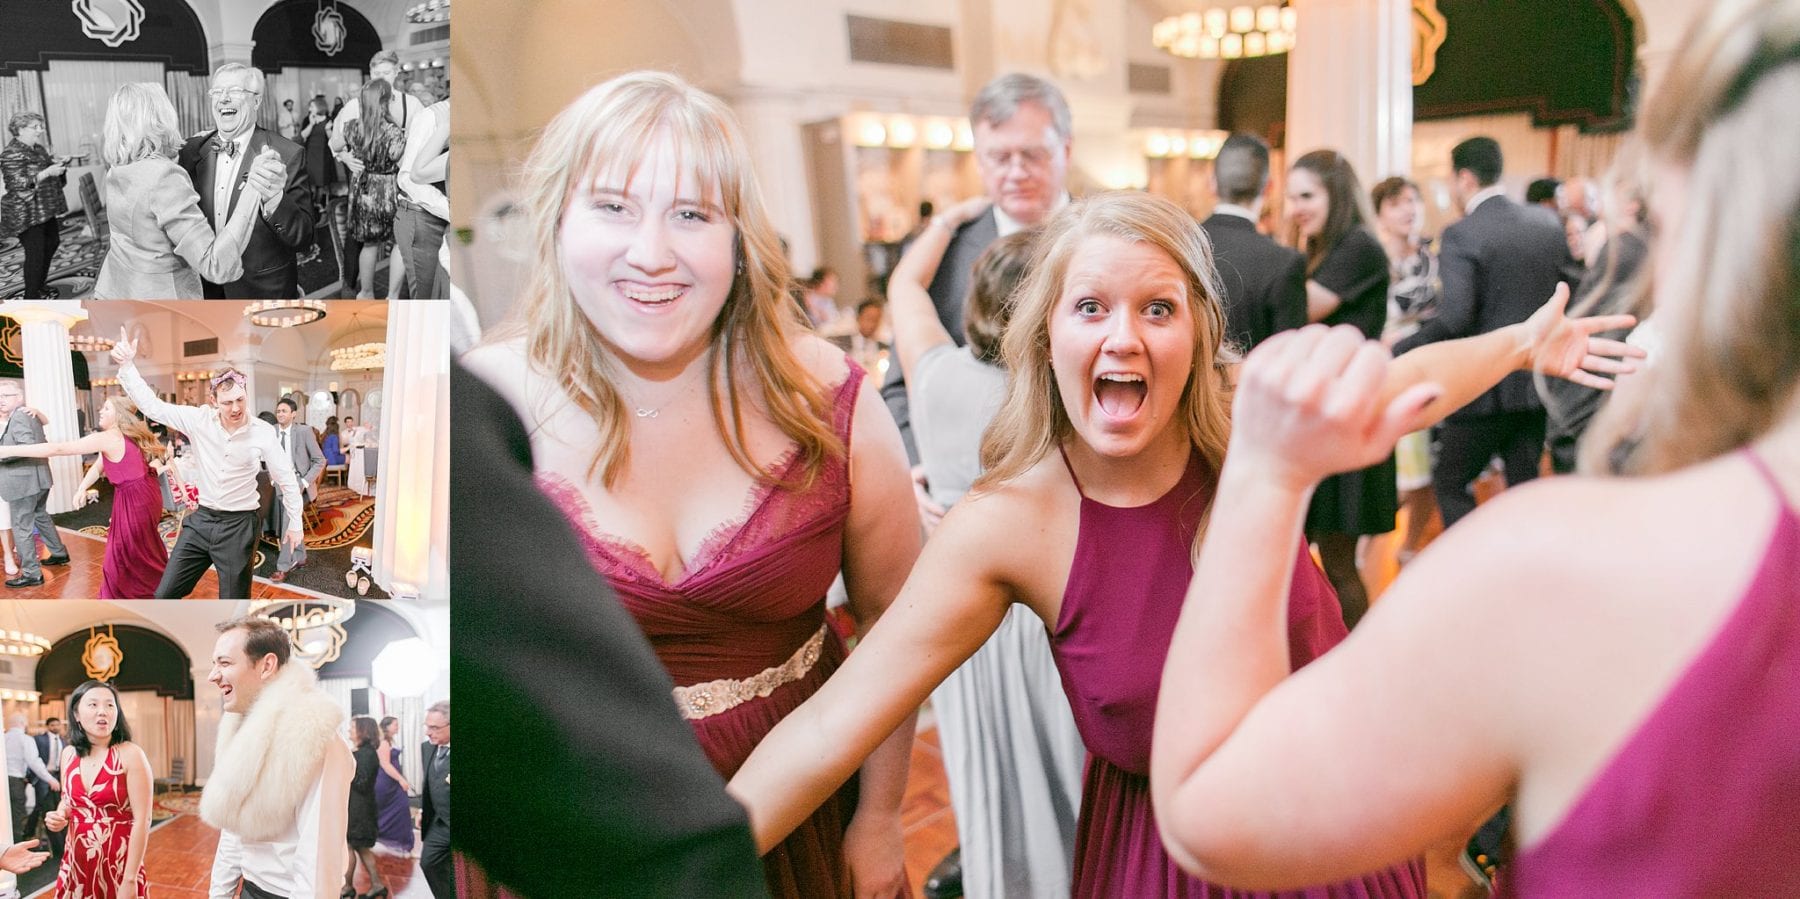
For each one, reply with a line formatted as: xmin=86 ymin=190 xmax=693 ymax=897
xmin=1201 ymin=213 xmax=1307 ymax=352
xmin=880 ymin=207 xmax=1000 ymax=461
xmin=420 ymin=739 xmax=448 ymax=831
xmin=1394 ymin=195 xmax=1581 ymax=419
xmin=177 ymin=126 xmax=314 ymax=299
xmin=452 ymin=361 xmax=767 ymax=898
xmin=30 ymin=732 xmax=62 ymax=787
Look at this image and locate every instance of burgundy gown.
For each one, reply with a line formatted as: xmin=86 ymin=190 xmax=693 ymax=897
xmin=101 ymin=439 xmax=167 ymax=600
xmin=1051 ymin=447 xmax=1426 ymax=897
xmin=539 ymin=364 xmax=866 ymax=898
xmin=1503 ymin=450 xmax=1800 ymax=896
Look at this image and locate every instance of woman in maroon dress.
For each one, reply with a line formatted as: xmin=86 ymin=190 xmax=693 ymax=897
xmin=1152 ymin=1 xmax=1800 ymax=895
xmin=0 ymin=396 xmax=168 ymax=598
xmin=45 ymin=679 xmax=152 ymax=898
xmin=461 ymin=70 xmax=921 ymax=898
xmin=726 ymin=191 xmax=1638 ymax=897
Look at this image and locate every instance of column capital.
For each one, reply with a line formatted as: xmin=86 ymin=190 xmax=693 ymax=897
xmin=0 ymin=301 xmax=88 ymax=330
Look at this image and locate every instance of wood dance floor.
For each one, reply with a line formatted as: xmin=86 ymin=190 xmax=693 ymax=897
xmin=3 ymin=529 xmax=323 ymax=600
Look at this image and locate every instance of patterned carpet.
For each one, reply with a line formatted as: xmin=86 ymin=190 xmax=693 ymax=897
xmin=0 ymin=217 xmax=104 ymax=299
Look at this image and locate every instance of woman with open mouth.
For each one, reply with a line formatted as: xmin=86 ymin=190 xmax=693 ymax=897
xmin=727 ymin=190 xmax=1640 ymax=897
xmin=45 ymin=679 xmax=153 ymax=898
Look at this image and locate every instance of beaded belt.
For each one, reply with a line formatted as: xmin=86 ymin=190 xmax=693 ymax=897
xmin=672 ymin=624 xmax=826 ymax=720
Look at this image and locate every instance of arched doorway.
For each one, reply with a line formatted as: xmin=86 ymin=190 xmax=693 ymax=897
xmin=251 ymin=0 xmax=385 ymax=132
xmin=37 ymin=625 xmax=196 ymax=785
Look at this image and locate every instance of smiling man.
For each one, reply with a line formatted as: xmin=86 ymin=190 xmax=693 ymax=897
xmin=111 ymin=330 xmax=304 ymax=598
xmin=202 ymin=616 xmax=350 ymax=899
xmin=177 ymin=63 xmax=315 ymax=298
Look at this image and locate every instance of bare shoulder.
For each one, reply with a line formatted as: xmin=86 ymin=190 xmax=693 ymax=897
xmin=942 ymin=456 xmax=1079 ymax=598
xmin=789 ymin=332 xmax=853 ymax=388
xmin=460 ymin=337 xmax=542 ymax=423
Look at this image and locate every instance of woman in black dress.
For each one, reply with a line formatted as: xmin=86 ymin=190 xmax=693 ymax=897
xmin=1285 ymin=149 xmax=1395 ymax=629
xmin=343 ymin=716 xmax=387 ymax=899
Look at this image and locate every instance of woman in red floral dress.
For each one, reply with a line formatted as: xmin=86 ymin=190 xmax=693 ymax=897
xmin=45 ymin=680 xmax=152 ymax=899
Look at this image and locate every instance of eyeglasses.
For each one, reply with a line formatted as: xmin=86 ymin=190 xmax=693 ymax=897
xmin=208 ymin=88 xmax=260 ymax=102
xmin=979 ymin=147 xmax=1056 ymax=170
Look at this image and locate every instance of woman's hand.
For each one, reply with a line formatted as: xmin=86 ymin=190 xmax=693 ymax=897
xmin=0 ymin=840 xmax=47 ymax=874
xmin=842 ymin=809 xmax=908 ymax=898
xmin=936 ymin=196 xmax=992 ymax=233
xmin=1231 ymin=325 xmax=1443 ymax=492
xmin=1517 ymin=282 xmax=1645 ymax=389
xmin=38 ymin=164 xmax=66 ymax=180
xmin=44 ymin=808 xmax=67 ymax=832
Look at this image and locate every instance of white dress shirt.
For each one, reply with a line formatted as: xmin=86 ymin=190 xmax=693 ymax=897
xmin=1211 ymin=202 xmax=1258 ymax=222
xmin=993 ymin=192 xmax=1071 ymax=238
xmin=209 ymin=744 xmax=350 ymax=899
xmin=4 ymin=727 xmax=51 ymax=781
xmin=212 ymin=130 xmax=255 ymax=234
xmin=1463 ymin=183 xmax=1508 ymax=216
xmin=275 ymin=425 xmax=314 ymax=500
xmin=397 ymin=100 xmax=449 ymax=220
xmin=118 ymin=361 xmax=303 ymax=531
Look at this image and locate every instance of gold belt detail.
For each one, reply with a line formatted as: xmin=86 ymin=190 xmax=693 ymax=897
xmin=672 ymin=624 xmax=826 ymax=720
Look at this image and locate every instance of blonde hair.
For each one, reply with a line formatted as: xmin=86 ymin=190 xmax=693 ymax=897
xmin=101 ymin=83 xmax=182 ymax=167
xmin=497 ymin=71 xmax=838 ymax=488
xmin=1582 ymin=0 xmax=1800 ymax=474
xmin=104 ymin=396 xmax=167 ymax=464
xmin=977 ymin=193 xmax=1237 ymax=555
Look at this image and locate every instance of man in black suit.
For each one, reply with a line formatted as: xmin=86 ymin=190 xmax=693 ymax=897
xmin=453 ymin=361 xmax=766 ymax=897
xmin=1394 ymin=136 xmax=1580 ymax=526
xmin=177 ymin=63 xmax=314 ymax=299
xmin=26 ymin=717 xmax=65 ymax=858
xmin=1200 ymin=133 xmax=1307 ymax=352
xmin=420 ymin=700 xmax=452 ymax=898
xmin=881 ymin=72 xmax=1073 ymax=462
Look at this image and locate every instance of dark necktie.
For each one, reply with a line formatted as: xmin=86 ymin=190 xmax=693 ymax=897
xmin=436 ymin=744 xmax=449 ymax=773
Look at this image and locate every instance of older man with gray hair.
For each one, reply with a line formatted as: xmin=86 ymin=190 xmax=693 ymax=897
xmin=0 ymin=380 xmax=67 ymax=589
xmin=177 ymin=62 xmax=315 ymax=299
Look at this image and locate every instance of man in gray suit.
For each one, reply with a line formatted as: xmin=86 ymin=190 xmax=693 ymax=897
xmin=1395 ymin=136 xmax=1581 ymax=526
xmin=269 ymin=397 xmax=322 ymax=584
xmin=0 ymin=380 xmax=68 ymax=588
xmin=881 ymin=72 xmax=1073 ymax=462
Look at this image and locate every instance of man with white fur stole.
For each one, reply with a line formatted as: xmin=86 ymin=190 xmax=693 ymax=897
xmin=202 ymin=615 xmax=352 ymax=899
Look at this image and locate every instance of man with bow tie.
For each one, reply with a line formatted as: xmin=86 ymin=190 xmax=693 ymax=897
xmin=177 ymin=63 xmax=314 ymax=299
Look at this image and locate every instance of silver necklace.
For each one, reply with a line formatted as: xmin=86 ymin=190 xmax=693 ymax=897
xmin=625 ymin=371 xmax=701 ymax=419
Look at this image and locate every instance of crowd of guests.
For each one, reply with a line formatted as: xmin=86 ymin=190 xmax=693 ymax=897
xmin=458 ymin=0 xmax=1799 ymax=895
xmin=0 ymin=49 xmax=449 ymax=300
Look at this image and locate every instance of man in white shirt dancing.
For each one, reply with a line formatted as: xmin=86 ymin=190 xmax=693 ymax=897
xmin=203 ymin=615 xmax=350 ymax=899
xmin=111 ymin=329 xmax=303 ymax=598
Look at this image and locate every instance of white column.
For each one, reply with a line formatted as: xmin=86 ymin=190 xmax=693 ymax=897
xmin=1285 ymin=0 xmax=1413 ymax=182
xmin=2 ymin=301 xmax=88 ymax=514
xmin=373 ymin=302 xmax=449 ymax=600
xmin=192 ymin=660 xmax=222 ymax=788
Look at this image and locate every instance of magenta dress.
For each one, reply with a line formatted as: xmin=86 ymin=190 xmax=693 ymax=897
xmin=1503 ymin=450 xmax=1800 ymax=897
xmin=538 ymin=364 xmax=866 ymax=899
xmin=1051 ymin=448 xmax=1426 ymax=897
xmin=101 ymin=439 xmax=167 ymax=600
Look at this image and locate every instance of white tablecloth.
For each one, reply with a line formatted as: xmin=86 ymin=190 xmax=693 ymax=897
xmin=347 ymin=444 xmax=379 ymax=496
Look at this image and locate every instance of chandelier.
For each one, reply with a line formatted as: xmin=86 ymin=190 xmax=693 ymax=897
xmin=330 ymin=342 xmax=387 ymax=372
xmin=0 ymin=628 xmax=52 ymax=657
xmin=68 ymin=331 xmax=115 ymax=353
xmin=405 ymin=0 xmax=449 ymax=24
xmin=250 ymin=599 xmax=356 ymax=669
xmin=245 ymin=300 xmax=328 ymax=328
xmin=1154 ymin=3 xmax=1297 ymax=60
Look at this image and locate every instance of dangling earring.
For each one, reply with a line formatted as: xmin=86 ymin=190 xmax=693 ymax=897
xmin=736 ymin=256 xmax=746 ymax=277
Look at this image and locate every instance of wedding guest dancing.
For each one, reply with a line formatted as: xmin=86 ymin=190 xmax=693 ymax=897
xmin=1150 ymin=2 xmax=1800 ymax=894
xmin=111 ymin=332 xmax=303 ymax=599
xmin=176 ymin=63 xmax=315 ymax=299
xmin=0 ymin=396 xmax=169 ymax=598
xmin=461 ymin=71 xmax=920 ymax=898
xmin=0 ymin=380 xmax=69 ymax=589
xmin=372 ymin=717 xmax=413 ymax=856
xmin=92 ymin=82 xmax=277 ymax=300
xmin=419 ymin=702 xmax=451 ymax=899
xmin=0 ymin=112 xmax=69 ymax=299
xmin=724 ymin=191 xmax=1638 ymax=898
xmin=204 ymin=616 xmax=351 ymax=899
xmin=44 ymin=680 xmax=152 ymax=898
xmin=343 ymin=717 xmax=387 ymax=899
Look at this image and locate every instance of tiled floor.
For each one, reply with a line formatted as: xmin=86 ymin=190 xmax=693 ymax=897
xmin=113 ymin=814 xmax=434 ymax=899
xmin=2 ymin=529 xmax=316 ymax=600
xmin=899 ymin=493 xmax=1491 ymax=898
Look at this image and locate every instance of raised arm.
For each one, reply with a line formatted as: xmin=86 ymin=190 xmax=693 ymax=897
xmin=1383 ymin=283 xmax=1641 ymax=432
xmin=410 ymin=104 xmax=450 ymax=185
xmin=112 ymin=332 xmax=204 ymax=435
xmin=727 ymin=486 xmax=1020 ymax=852
xmin=889 ymin=197 xmax=990 ymax=381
